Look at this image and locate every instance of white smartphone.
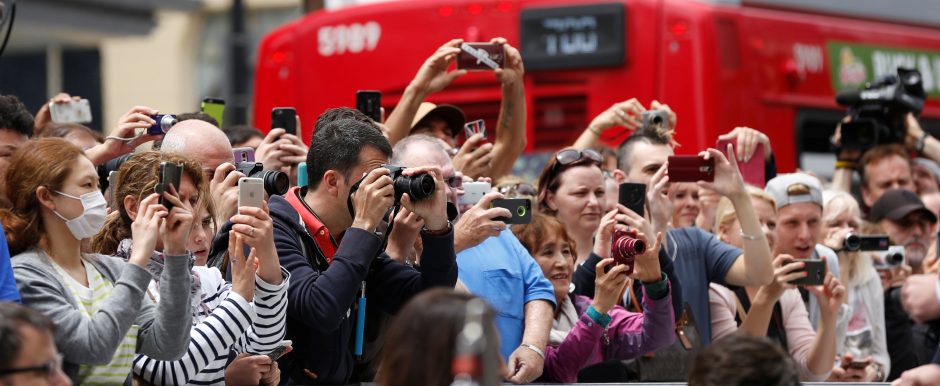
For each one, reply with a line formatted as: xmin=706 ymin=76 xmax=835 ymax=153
xmin=238 ymin=177 xmax=264 ymax=208
xmin=459 ymin=182 xmax=492 ymax=206
xmin=49 ymin=99 xmax=92 ymax=124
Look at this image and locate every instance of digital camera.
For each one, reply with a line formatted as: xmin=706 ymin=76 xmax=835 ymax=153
xmin=148 ymin=114 xmax=178 ymax=135
xmin=611 ymin=230 xmax=646 ymax=275
xmin=383 ymin=165 xmax=435 ymax=203
xmin=233 ymin=162 xmax=289 ymax=196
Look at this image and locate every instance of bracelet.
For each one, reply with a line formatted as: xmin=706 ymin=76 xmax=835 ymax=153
xmin=586 ymin=305 xmax=613 ymax=328
xmin=740 ymin=231 xmax=764 ymax=241
xmin=916 ymin=131 xmax=930 ymax=153
xmin=519 ymin=343 xmax=545 ymax=359
xmin=588 ymin=125 xmax=603 ymax=136
xmin=421 ymin=221 xmax=452 ymax=236
xmin=834 ymin=160 xmax=857 ymax=170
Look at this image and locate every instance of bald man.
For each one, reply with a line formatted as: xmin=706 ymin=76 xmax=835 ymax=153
xmin=162 ymin=119 xmax=242 ymax=224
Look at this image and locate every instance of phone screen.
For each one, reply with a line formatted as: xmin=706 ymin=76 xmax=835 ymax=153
xmin=201 ymin=98 xmax=225 ymax=128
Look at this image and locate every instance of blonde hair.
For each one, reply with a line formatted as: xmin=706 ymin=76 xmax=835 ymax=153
xmin=714 ymin=185 xmax=776 ymax=231
xmin=822 ymin=189 xmax=874 ymax=286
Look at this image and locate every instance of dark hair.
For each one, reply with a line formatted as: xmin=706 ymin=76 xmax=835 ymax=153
xmin=0 ymin=302 xmax=55 ymax=371
xmin=314 ymin=107 xmax=377 ymax=133
xmin=225 ymin=125 xmax=264 ymax=147
xmin=307 ymin=118 xmax=391 ymax=190
xmin=0 ymin=138 xmax=86 ymax=255
xmin=616 ymin=127 xmax=673 ymax=171
xmin=90 ymin=151 xmax=208 ymax=255
xmin=377 ymin=289 xmax=499 ymax=386
xmin=860 ymin=143 xmax=911 ymax=189
xmin=535 ymin=147 xmax=602 ymax=214
xmin=512 ymin=212 xmax=577 ymax=259
xmin=0 ymin=95 xmax=34 ymax=137
xmin=177 ymin=112 xmax=219 ymax=128
xmin=37 ymin=122 xmax=105 ymax=143
xmin=688 ymin=334 xmax=800 ymax=386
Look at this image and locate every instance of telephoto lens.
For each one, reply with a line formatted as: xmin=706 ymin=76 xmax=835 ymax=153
xmin=384 ymin=165 xmax=435 ymax=202
xmin=611 ymin=230 xmax=646 ymax=275
xmin=843 ymin=233 xmax=861 ymax=251
xmin=233 ymin=162 xmax=289 ymax=196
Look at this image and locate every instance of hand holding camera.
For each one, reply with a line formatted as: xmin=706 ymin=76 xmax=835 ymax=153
xmin=211 ymin=163 xmax=244 ymax=223
xmin=350 ymin=167 xmax=395 ymax=232
xmin=453 ymin=133 xmax=494 ymax=179
xmin=587 ymin=98 xmax=645 ymax=135
xmin=230 ymin=202 xmax=282 ymax=285
xmin=87 ymin=106 xmax=163 ymax=165
xmin=695 ymin=145 xmax=746 ymax=199
xmin=806 ymin=270 xmax=846 ymax=320
xmin=489 ymin=37 xmax=524 ymax=87
xmin=592 ymin=258 xmax=631 ymax=314
xmin=159 ymin=182 xmax=195 ymax=256
xmin=128 ymin=193 xmax=169 ymax=268
xmin=398 ymin=165 xmax=449 ymax=232
xmin=753 ymin=255 xmax=804 ymax=303
xmin=454 ymin=193 xmax=511 ymax=252
xmin=716 ymin=126 xmax=771 ymax=163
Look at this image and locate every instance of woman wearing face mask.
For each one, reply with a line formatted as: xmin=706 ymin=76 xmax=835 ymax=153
xmin=536 ymin=148 xmax=607 ymax=265
xmin=512 ymin=213 xmax=674 ymax=383
xmin=819 ymin=190 xmax=889 ymax=382
xmin=708 ymin=186 xmax=845 ymax=381
xmin=2 ymin=138 xmax=193 ymax=384
xmin=90 ymin=151 xmax=289 ymax=386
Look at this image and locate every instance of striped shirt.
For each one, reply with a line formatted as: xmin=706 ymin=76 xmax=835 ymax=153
xmin=132 ymin=266 xmax=290 ymax=385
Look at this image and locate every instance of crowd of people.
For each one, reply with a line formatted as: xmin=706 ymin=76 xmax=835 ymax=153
xmin=2 ymin=37 xmax=940 ymax=386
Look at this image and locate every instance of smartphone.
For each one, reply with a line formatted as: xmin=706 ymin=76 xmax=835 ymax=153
xmin=200 ymin=97 xmax=225 ymax=128
xmin=463 ymin=119 xmax=489 ymax=144
xmin=297 ymin=162 xmax=308 ymax=188
xmin=233 ymin=147 xmax=256 ymax=163
xmin=355 ymin=90 xmax=382 ymax=122
xmin=238 ymin=177 xmax=264 ymax=209
xmin=267 ymin=340 xmax=292 ymax=361
xmin=846 ymin=360 xmax=870 ymax=370
xmin=783 ymin=258 xmax=827 ymax=286
xmin=667 ymin=155 xmax=715 ymax=182
xmin=618 ymin=183 xmax=646 ymax=217
xmin=490 ymin=198 xmax=531 ymax=224
xmin=271 ymin=107 xmax=297 ymax=136
xmin=716 ymin=138 xmax=765 ymax=188
xmin=458 ymin=42 xmax=504 ymax=71
xmin=459 ymin=182 xmax=491 ymax=206
xmin=49 ymin=99 xmax=92 ymax=124
xmin=157 ymin=162 xmax=183 ymax=211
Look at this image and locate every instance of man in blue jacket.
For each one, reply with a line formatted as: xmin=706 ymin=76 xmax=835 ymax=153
xmin=271 ymin=116 xmax=457 ymax=384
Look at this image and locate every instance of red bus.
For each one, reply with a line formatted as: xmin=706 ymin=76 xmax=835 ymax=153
xmin=253 ymin=0 xmax=940 ymax=175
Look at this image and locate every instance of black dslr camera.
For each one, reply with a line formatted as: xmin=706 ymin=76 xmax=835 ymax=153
xmin=837 ymin=67 xmax=926 ymax=150
xmin=383 ymin=165 xmax=435 ymax=203
xmin=233 ymin=162 xmax=289 ymax=196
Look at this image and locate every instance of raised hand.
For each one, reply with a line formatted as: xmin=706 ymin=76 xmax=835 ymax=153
xmin=410 ymin=39 xmax=467 ymax=95
xmin=129 ymin=193 xmax=168 ymax=267
xmin=696 ymin=144 xmax=746 ymax=199
xmin=350 ymin=168 xmax=395 ymax=232
xmin=160 ymin=183 xmax=194 ymax=256
xmin=716 ymin=126 xmax=771 ymax=162
xmin=454 ymin=193 xmax=511 ymax=252
xmin=587 ymin=98 xmax=645 ymax=136
xmin=592 ymin=258 xmax=631 ymax=314
xmin=491 ymin=37 xmax=524 ymax=87
xmin=228 ymin=231 xmax=257 ymax=302
xmin=230 ymin=202 xmax=281 ymax=285
xmin=399 ymin=166 xmax=448 ymax=232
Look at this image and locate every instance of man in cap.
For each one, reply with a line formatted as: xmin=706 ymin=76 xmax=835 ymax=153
xmin=384 ymin=38 xmax=526 ymax=180
xmin=871 ymin=189 xmax=938 ymax=274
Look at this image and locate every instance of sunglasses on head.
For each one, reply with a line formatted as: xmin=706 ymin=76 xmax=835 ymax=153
xmin=498 ymin=183 xmax=537 ymax=197
xmin=554 ymin=149 xmax=603 ymax=168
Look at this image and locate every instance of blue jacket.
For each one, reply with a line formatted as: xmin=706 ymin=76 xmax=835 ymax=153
xmin=0 ymin=223 xmax=21 ymax=302
xmin=268 ymin=195 xmax=457 ymax=384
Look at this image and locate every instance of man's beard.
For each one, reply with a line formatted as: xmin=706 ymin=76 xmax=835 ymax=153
xmin=903 ymin=237 xmax=929 ymax=268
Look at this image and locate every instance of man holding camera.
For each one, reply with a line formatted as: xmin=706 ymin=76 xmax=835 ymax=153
xmin=386 ymin=134 xmax=555 ymax=384
xmin=268 ymin=117 xmax=456 ymax=384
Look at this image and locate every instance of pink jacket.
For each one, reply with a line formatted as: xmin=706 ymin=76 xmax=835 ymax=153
xmin=539 ymin=287 xmax=676 ymax=383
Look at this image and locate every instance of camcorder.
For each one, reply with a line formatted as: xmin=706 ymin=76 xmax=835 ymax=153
xmin=232 ymin=162 xmax=289 ymax=196
xmin=836 ymin=67 xmax=926 ymax=151
xmin=842 ymin=233 xmax=890 ymax=252
xmin=611 ymin=230 xmax=646 ymax=275
xmin=384 ymin=165 xmax=435 ymax=203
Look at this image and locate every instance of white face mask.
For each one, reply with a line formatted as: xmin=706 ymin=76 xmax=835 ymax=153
xmin=52 ymin=190 xmax=108 ymax=240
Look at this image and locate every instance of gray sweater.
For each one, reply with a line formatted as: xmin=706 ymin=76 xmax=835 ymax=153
xmin=13 ymin=250 xmax=192 ymax=384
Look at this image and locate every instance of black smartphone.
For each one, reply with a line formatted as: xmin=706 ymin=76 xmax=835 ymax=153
xmin=490 ymin=198 xmax=531 ymax=224
xmin=271 ymin=107 xmax=297 ymax=136
xmin=783 ymin=259 xmax=827 ymax=286
xmin=618 ymin=183 xmax=646 ymax=217
xmin=356 ymin=90 xmax=382 ymax=122
xmin=157 ymin=162 xmax=183 ymax=211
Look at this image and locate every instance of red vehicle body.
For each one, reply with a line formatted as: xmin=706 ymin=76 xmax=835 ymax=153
xmin=254 ymin=0 xmax=940 ymax=173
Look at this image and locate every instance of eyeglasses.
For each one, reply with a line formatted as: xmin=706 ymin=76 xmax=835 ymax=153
xmin=0 ymin=354 xmax=63 ymax=379
xmin=445 ymin=176 xmax=463 ymax=189
xmin=555 ymin=149 xmax=603 ymax=167
xmin=498 ymin=183 xmax=537 ymax=197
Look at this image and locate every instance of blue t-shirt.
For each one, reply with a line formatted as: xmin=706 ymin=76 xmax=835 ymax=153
xmin=665 ymin=227 xmax=740 ymax=345
xmin=0 ymin=224 xmax=21 ymax=302
xmin=456 ymin=229 xmax=556 ymax=359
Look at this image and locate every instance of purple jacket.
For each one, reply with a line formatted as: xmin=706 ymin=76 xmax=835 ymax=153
xmin=540 ymin=288 xmax=676 ymax=383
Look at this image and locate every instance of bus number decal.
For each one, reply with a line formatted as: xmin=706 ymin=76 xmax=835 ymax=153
xmin=543 ymin=16 xmax=599 ymax=56
xmin=318 ymin=22 xmax=381 ymax=57
xmin=793 ymin=43 xmax=823 ymax=75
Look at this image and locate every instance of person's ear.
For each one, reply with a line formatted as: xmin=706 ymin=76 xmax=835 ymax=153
xmin=35 ymin=186 xmax=57 ymax=212
xmin=612 ymin=169 xmax=628 ymax=184
xmin=545 ymin=191 xmax=559 ymax=211
xmin=322 ymin=170 xmax=342 ymax=198
xmin=124 ymin=195 xmax=139 ymax=220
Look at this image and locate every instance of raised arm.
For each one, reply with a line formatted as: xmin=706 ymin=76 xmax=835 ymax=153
xmin=573 ymin=99 xmax=644 ymax=149
xmin=488 ymin=38 xmax=526 ymax=180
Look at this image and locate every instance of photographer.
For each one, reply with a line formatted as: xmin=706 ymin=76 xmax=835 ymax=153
xmin=572 ymin=99 xmax=675 ymax=150
xmin=386 ymin=134 xmax=555 ymax=384
xmin=83 ymin=105 xmax=163 ymax=167
xmin=384 ymin=38 xmax=526 ymax=180
xmin=0 ymin=95 xmax=33 ymax=208
xmin=3 ymin=138 xmax=193 ymax=384
xmin=269 ymin=117 xmax=456 ymax=384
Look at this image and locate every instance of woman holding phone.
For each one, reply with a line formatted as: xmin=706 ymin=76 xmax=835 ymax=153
xmin=2 ymin=138 xmax=192 ymax=384
xmin=90 ymin=151 xmax=289 ymax=385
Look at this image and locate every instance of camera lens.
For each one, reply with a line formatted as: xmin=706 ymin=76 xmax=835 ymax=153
xmin=397 ymin=173 xmax=435 ymax=201
xmin=885 ymin=252 xmax=904 ymax=266
xmin=251 ymin=169 xmax=289 ymax=196
xmin=613 ymin=234 xmax=646 ymax=257
xmin=843 ymin=233 xmax=861 ymax=251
